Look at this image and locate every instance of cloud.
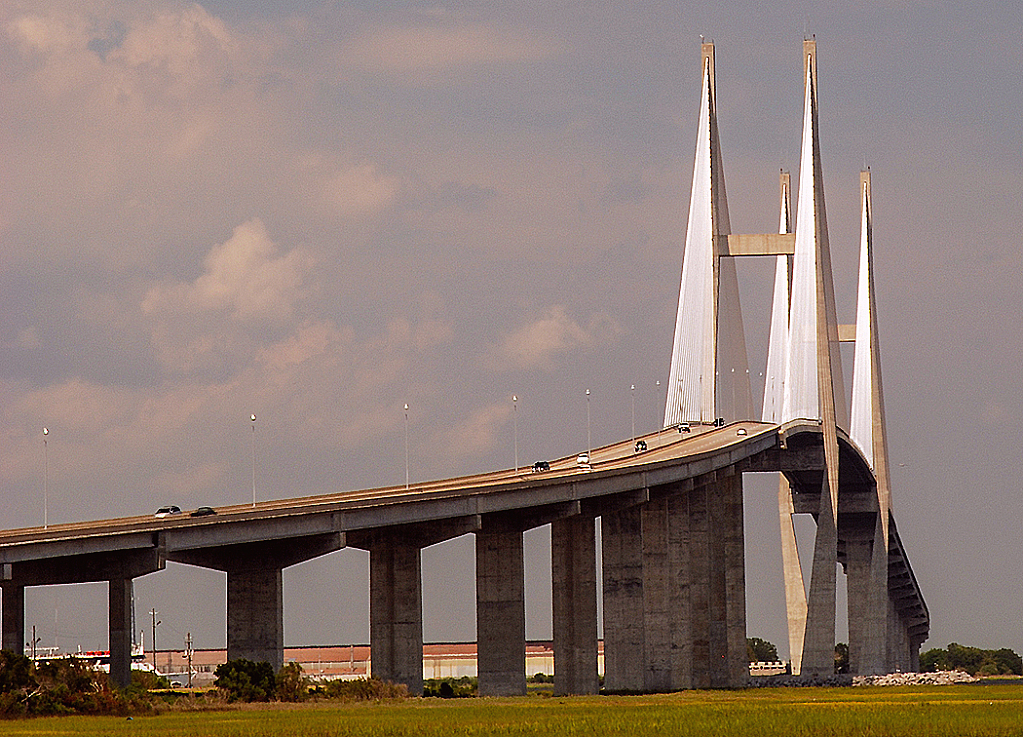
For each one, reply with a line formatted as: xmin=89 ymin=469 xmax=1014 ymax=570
xmin=488 ymin=306 xmax=621 ymax=371
xmin=143 ymin=218 xmax=312 ymax=322
xmin=337 ymin=22 xmax=554 ymax=78
xmin=321 ymin=163 xmax=401 ymax=217
xmin=140 ymin=218 xmax=315 ymax=375
xmin=436 ymin=402 xmax=513 ymax=460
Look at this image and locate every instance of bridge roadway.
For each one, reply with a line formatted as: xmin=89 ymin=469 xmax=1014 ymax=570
xmin=0 ymin=420 xmax=927 ymax=693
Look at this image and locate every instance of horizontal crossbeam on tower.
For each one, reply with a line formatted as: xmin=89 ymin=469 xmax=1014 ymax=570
xmin=716 ymin=233 xmax=795 ymax=256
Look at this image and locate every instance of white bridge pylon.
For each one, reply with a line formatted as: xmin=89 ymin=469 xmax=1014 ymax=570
xmin=664 ymin=39 xmax=897 ymax=676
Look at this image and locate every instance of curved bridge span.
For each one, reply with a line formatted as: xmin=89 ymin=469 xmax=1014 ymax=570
xmin=0 ymin=420 xmax=927 ymax=693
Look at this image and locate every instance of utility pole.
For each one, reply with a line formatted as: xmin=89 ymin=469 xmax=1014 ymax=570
xmin=149 ymin=608 xmax=160 ymax=674
xmin=185 ymin=633 xmax=193 ymax=689
xmin=28 ymin=625 xmax=40 ymax=660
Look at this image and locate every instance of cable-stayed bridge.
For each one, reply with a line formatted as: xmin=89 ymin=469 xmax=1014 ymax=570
xmin=0 ymin=39 xmax=926 ymax=694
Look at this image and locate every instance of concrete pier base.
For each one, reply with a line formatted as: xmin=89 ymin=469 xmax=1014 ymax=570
xmin=641 ymin=498 xmax=672 ymax=691
xmin=845 ymin=514 xmax=887 ymax=675
xmin=1 ymin=585 xmax=25 ymax=655
xmin=369 ymin=540 xmax=423 ymax=695
xmin=688 ymin=481 xmax=711 ymax=688
xmin=801 ymin=476 xmax=838 ymax=677
xmin=718 ymin=473 xmax=748 ymax=688
xmin=227 ymin=565 xmax=284 ymax=671
xmin=601 ymin=505 xmax=644 ymax=691
xmin=476 ymin=527 xmax=526 ymax=696
xmin=666 ymin=493 xmax=693 ymax=690
xmin=108 ymin=578 xmax=133 ymax=688
xmin=551 ymin=515 xmax=598 ymax=695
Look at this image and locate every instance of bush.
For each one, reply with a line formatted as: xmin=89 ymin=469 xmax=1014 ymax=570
xmin=423 ymin=676 xmax=476 ymax=698
xmin=214 ymin=659 xmax=276 ymax=702
xmin=131 ymin=669 xmax=171 ymax=690
xmin=320 ymin=677 xmax=408 ymax=701
xmin=275 ymin=662 xmax=308 ymax=702
xmin=0 ymin=651 xmax=35 ymax=694
xmin=921 ymin=644 xmax=1023 ymax=676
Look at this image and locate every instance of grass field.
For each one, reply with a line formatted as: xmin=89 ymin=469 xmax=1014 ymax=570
xmin=2 ymin=683 xmax=1022 ymax=736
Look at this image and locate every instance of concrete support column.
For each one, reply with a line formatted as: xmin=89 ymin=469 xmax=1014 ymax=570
xmin=706 ymin=473 xmax=747 ymax=688
xmin=601 ymin=505 xmax=644 ymax=691
xmin=551 ymin=516 xmax=598 ymax=695
xmin=846 ymin=517 xmax=887 ymax=675
xmin=476 ymin=528 xmax=525 ymax=696
xmin=909 ymin=638 xmax=921 ymax=672
xmin=108 ymin=578 xmax=133 ymax=688
xmin=721 ymin=473 xmax=748 ymax=687
xmin=886 ymin=596 xmax=911 ymax=672
xmin=1 ymin=585 xmax=25 ymax=655
xmin=226 ymin=565 xmax=283 ymax=671
xmin=845 ymin=536 xmax=871 ymax=674
xmin=666 ymin=493 xmax=692 ymax=690
xmin=778 ymin=475 xmax=808 ymax=676
xmin=688 ymin=481 xmax=711 ymax=688
xmin=641 ymin=499 xmax=671 ymax=691
xmin=801 ymin=476 xmax=839 ymax=677
xmin=369 ymin=541 xmax=423 ymax=695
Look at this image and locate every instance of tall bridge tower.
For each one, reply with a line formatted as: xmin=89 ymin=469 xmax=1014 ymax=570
xmin=664 ymin=38 xmax=903 ymax=676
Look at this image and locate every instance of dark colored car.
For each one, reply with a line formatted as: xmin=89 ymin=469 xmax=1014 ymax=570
xmin=634 ymin=440 xmax=648 ymax=452
xmin=190 ymin=506 xmax=217 ymax=517
xmin=532 ymin=460 xmax=550 ymax=472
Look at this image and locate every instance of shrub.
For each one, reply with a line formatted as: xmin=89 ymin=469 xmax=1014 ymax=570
xmin=0 ymin=651 xmax=35 ymax=695
xmin=275 ymin=662 xmax=308 ymax=702
xmin=131 ymin=669 xmax=171 ymax=690
xmin=214 ymin=659 xmax=276 ymax=702
xmin=321 ymin=677 xmax=408 ymax=701
xmin=423 ymin=676 xmax=476 ymax=698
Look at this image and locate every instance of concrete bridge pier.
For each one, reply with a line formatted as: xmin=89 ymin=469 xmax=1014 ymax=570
xmin=169 ymin=532 xmax=342 ymax=673
xmin=476 ymin=524 xmax=526 ymax=696
xmin=601 ymin=472 xmax=746 ymax=692
xmin=348 ymin=517 xmax=480 ymax=695
xmin=108 ymin=577 xmax=134 ymax=687
xmin=1 ymin=548 xmax=164 ymax=687
xmin=226 ymin=564 xmax=284 ymax=670
xmin=475 ymin=505 xmax=582 ymax=697
xmin=601 ymin=504 xmax=644 ymax=690
xmin=843 ymin=514 xmax=888 ymax=675
xmin=1 ymin=584 xmax=25 ymax=655
xmin=368 ymin=538 xmax=423 ymax=694
xmin=551 ymin=514 xmax=598 ymax=695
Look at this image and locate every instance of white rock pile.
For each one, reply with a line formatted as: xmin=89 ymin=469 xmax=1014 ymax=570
xmin=853 ymin=670 xmax=979 ymax=686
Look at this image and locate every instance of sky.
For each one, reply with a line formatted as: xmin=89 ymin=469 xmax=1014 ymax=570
xmin=2 ymin=0 xmax=1021 ymax=661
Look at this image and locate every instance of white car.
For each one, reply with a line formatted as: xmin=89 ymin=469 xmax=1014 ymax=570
xmin=576 ymin=453 xmax=591 ymax=469
xmin=154 ymin=505 xmax=182 ymax=518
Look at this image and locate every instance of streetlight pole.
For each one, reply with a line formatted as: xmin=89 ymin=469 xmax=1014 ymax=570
xmin=150 ymin=608 xmax=161 ymax=675
xmin=42 ymin=427 xmax=49 ymax=529
xmin=585 ymin=389 xmax=591 ymax=457
xmin=250 ymin=414 xmax=256 ymax=507
xmin=404 ymin=403 xmax=409 ymax=490
xmin=512 ymin=395 xmax=518 ymax=473
xmin=630 ymin=384 xmax=636 ymax=442
xmin=655 ymin=380 xmax=661 ymax=431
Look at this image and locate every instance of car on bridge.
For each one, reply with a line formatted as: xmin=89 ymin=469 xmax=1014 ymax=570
xmin=532 ymin=460 xmax=550 ymax=473
xmin=635 ymin=440 xmax=648 ymax=452
xmin=154 ymin=505 xmax=181 ymax=518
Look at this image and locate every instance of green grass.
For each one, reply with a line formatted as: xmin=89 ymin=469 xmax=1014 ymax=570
xmin=2 ymin=684 xmax=1022 ymax=736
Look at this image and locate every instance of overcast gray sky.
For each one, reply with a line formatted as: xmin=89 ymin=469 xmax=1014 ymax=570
xmin=2 ymin=0 xmax=1021 ymax=660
